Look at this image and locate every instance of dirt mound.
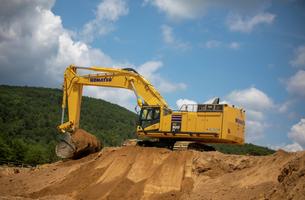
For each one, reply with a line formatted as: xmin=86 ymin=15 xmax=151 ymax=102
xmin=267 ymin=151 xmax=305 ymax=199
xmin=0 ymin=147 xmax=304 ymax=200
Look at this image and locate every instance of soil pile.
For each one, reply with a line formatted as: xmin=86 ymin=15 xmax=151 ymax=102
xmin=0 ymin=147 xmax=304 ymax=200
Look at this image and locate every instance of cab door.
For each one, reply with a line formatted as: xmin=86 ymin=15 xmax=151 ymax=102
xmin=139 ymin=107 xmax=160 ymax=131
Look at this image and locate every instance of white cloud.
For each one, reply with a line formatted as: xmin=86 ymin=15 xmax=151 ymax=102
xmin=270 ymin=118 xmax=305 ymax=152
xmin=144 ymin=0 xmax=209 ymax=20
xmin=290 ymin=45 xmax=305 ymax=68
xmin=161 ymin=25 xmax=190 ymax=50
xmin=158 ymin=81 xmax=187 ymax=93
xmin=176 ymin=99 xmax=197 ymax=110
xmin=283 ymin=143 xmax=303 ymax=152
xmin=96 ymin=0 xmax=128 ymax=21
xmin=161 ymin=25 xmax=174 ymax=44
xmin=286 ymin=70 xmax=305 ymax=97
xmin=84 ymin=87 xmax=135 ymax=110
xmin=137 ymin=61 xmax=187 ymax=93
xmin=137 ymin=61 xmax=163 ymax=78
xmin=270 ymin=142 xmax=303 ymax=152
xmin=246 ymin=120 xmax=268 ymax=141
xmin=0 ymin=0 xmax=186 ymax=110
xmin=226 ymin=87 xmax=273 ymax=142
xmin=278 ymin=100 xmax=294 ymax=113
xmin=205 ymin=40 xmax=221 ymax=48
xmin=145 ymin=0 xmax=271 ymax=21
xmin=226 ymin=87 xmax=273 ymax=111
xmin=228 ymin=42 xmax=240 ymax=49
xmin=288 ymin=118 xmax=305 ymax=149
xmin=226 ymin=12 xmax=275 ymax=33
xmin=0 ymin=0 xmax=112 ymax=87
xmin=247 ymin=110 xmax=264 ymax=121
xmin=47 ymin=33 xmax=113 ymax=82
xmin=81 ymin=0 xmax=129 ymax=42
xmin=202 ymin=40 xmax=241 ymax=50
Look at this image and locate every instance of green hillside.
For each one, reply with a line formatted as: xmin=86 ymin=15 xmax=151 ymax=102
xmin=0 ymin=85 xmax=137 ymax=165
xmin=212 ymin=143 xmax=275 ymax=156
xmin=0 ymin=85 xmax=275 ymax=166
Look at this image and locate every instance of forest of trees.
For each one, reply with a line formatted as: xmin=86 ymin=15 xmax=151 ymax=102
xmin=0 ymin=85 xmax=274 ymax=166
xmin=0 ymin=85 xmax=137 ymax=165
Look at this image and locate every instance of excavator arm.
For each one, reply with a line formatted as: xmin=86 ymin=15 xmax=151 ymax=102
xmin=58 ymin=65 xmax=168 ymax=133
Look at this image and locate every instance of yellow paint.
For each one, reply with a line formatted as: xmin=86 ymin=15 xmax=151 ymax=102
xmin=58 ymin=65 xmax=245 ymax=145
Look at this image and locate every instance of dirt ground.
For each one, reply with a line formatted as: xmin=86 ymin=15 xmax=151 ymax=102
xmin=0 ymin=146 xmax=304 ymax=200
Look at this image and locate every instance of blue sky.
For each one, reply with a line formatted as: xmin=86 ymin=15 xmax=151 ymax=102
xmin=0 ymin=0 xmax=305 ymax=151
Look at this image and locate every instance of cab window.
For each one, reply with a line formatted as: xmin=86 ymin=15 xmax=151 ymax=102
xmin=139 ymin=107 xmax=160 ymax=128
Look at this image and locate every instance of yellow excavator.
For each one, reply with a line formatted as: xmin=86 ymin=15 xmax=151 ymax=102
xmin=56 ymin=65 xmax=246 ymax=158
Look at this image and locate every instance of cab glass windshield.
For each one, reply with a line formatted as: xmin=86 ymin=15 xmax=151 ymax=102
xmin=139 ymin=107 xmax=160 ymax=128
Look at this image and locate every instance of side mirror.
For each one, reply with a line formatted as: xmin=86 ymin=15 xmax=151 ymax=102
xmin=135 ymin=105 xmax=141 ymax=114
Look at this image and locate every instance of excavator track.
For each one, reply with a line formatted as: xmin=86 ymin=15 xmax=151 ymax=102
xmin=173 ymin=141 xmax=216 ymax=151
xmin=172 ymin=141 xmax=190 ymax=151
xmin=123 ymin=139 xmax=215 ymax=152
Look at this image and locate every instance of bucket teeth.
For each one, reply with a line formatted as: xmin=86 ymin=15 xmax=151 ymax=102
xmin=55 ymin=133 xmax=76 ymax=159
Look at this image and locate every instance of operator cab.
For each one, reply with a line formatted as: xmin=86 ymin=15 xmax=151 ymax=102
xmin=139 ymin=106 xmax=160 ymax=128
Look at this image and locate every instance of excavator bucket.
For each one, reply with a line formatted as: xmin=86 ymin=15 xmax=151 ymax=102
xmin=56 ymin=129 xmax=102 ymax=159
